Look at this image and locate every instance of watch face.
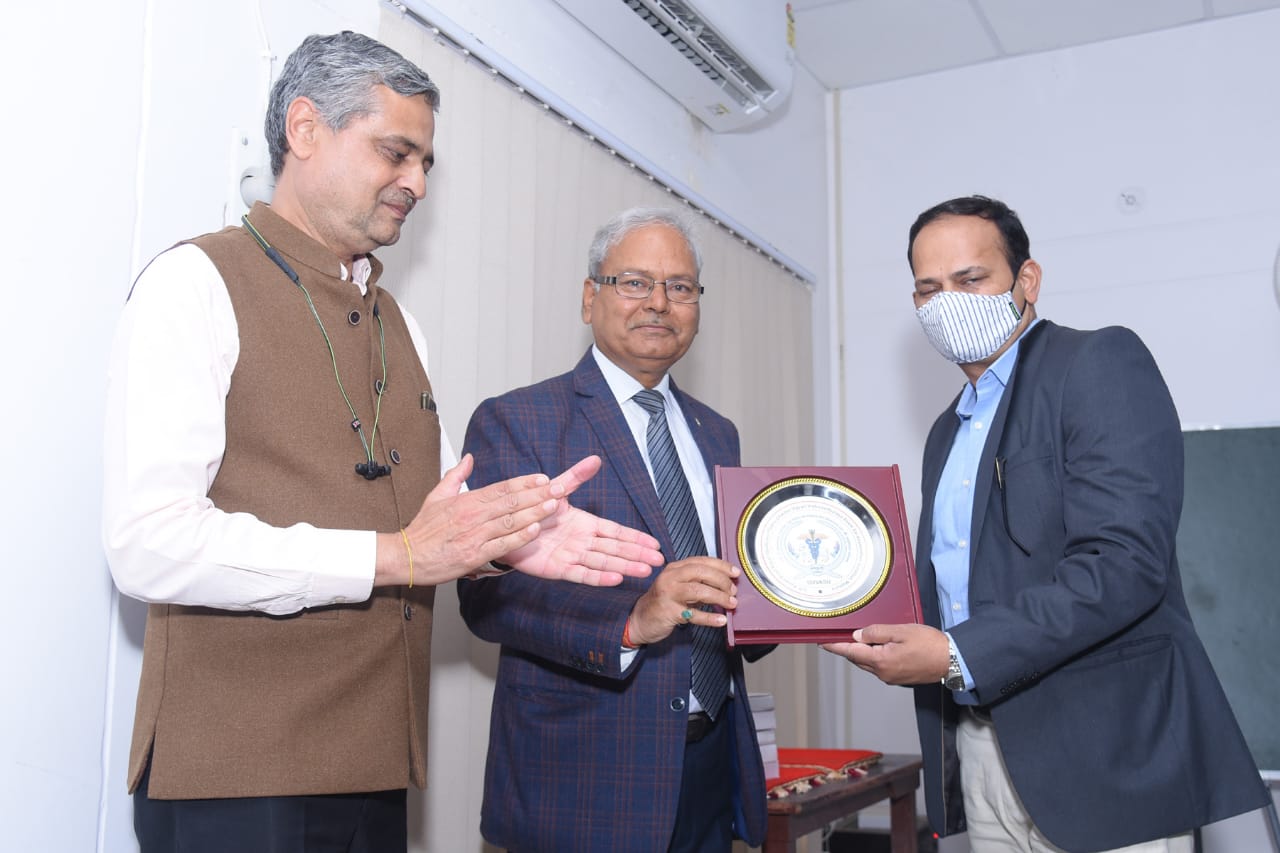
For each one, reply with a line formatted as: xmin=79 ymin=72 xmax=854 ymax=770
xmin=736 ymin=476 xmax=893 ymax=617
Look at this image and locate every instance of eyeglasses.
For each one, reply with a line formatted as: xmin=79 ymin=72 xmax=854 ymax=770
xmin=595 ymin=273 xmax=704 ymax=304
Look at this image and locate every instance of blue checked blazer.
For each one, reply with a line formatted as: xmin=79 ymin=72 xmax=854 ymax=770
xmin=912 ymin=321 xmax=1269 ymax=850
xmin=458 ymin=349 xmax=769 ymax=853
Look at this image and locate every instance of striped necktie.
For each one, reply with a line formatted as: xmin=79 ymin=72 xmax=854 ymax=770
xmin=633 ymin=388 xmax=729 ymax=720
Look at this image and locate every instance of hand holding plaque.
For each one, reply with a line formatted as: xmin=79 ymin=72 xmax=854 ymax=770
xmin=715 ymin=466 xmax=923 ymax=645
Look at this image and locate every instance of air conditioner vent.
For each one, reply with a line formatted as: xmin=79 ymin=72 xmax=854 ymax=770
xmin=554 ymin=0 xmax=794 ymax=132
xmin=624 ymin=0 xmax=774 ymax=107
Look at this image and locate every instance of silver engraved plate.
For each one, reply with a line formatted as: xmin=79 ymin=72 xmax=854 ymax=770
xmin=737 ymin=477 xmax=893 ymax=617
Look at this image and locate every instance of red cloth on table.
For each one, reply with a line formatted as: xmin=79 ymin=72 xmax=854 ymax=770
xmin=766 ymin=748 xmax=883 ymax=799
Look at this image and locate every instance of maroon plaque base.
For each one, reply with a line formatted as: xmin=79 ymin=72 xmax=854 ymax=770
xmin=716 ymin=466 xmax=922 ymax=646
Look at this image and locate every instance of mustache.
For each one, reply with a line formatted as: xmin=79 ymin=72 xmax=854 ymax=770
xmin=628 ymin=312 xmax=675 ymax=331
xmin=382 ymin=190 xmax=417 ymax=215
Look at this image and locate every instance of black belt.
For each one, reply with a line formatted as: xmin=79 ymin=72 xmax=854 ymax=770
xmin=966 ymin=704 xmax=994 ymax=724
xmin=686 ymin=711 xmax=715 ymax=743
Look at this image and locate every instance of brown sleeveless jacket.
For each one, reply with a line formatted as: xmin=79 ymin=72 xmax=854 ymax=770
xmin=128 ymin=202 xmax=441 ymax=799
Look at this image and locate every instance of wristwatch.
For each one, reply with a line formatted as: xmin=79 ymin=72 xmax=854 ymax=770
xmin=942 ymin=635 xmax=966 ymax=691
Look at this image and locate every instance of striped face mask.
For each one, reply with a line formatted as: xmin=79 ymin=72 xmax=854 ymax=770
xmin=916 ymin=287 xmax=1022 ymax=364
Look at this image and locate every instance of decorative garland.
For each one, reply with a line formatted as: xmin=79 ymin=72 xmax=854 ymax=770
xmin=766 ymin=748 xmax=883 ymax=799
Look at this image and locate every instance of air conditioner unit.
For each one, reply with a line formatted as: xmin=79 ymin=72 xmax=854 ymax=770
xmin=552 ymin=0 xmax=795 ymax=132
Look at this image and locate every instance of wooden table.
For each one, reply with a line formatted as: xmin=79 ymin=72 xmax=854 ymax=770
xmin=763 ymin=753 xmax=924 ymax=853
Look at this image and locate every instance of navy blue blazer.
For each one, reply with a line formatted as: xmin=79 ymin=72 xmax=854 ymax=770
xmin=912 ymin=321 xmax=1268 ymax=851
xmin=458 ymin=349 xmax=768 ymax=852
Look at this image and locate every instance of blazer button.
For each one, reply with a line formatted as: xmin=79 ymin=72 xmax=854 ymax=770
xmin=403 ymin=603 xmax=413 ymax=620
xmin=390 ymin=449 xmax=402 ymax=465
xmin=670 ymin=697 xmax=687 ymax=712
xmin=348 ymin=310 xmax=361 ymax=326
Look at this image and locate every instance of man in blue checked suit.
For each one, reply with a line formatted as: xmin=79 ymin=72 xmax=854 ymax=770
xmin=459 ymin=207 xmax=771 ymax=853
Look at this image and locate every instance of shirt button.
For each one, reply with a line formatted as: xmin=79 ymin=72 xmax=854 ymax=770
xmin=952 ymin=603 xmax=962 ymax=612
xmin=974 ymin=421 xmax=984 ymax=430
xmin=958 ymin=539 xmax=967 ymax=548
xmin=962 ymin=478 xmax=971 ymax=488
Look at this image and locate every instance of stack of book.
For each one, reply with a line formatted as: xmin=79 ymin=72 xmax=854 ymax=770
xmin=749 ymin=691 xmax=779 ymax=780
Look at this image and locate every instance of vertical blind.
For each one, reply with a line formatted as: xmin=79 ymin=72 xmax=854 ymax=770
xmin=377 ymin=9 xmax=816 ymax=850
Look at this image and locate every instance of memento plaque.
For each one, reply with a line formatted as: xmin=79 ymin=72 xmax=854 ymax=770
xmin=716 ymin=466 xmax=922 ymax=645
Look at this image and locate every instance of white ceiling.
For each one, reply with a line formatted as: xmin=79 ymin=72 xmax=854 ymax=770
xmin=788 ymin=0 xmax=1280 ymax=89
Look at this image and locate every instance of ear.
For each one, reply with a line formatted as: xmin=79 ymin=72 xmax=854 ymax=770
xmin=283 ymin=96 xmax=323 ymax=163
xmin=581 ymin=278 xmax=597 ymax=325
xmin=1017 ymin=258 xmax=1043 ymax=306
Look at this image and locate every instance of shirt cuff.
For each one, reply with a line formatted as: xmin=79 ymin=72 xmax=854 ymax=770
xmin=303 ymin=529 xmax=377 ymax=607
xmin=467 ymin=562 xmax=512 ymax=579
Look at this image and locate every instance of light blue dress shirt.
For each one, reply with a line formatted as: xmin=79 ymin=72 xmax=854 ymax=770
xmin=932 ymin=319 xmax=1041 ymax=699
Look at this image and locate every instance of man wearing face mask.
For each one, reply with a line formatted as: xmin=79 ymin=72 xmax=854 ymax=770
xmin=823 ymin=196 xmax=1268 ymax=852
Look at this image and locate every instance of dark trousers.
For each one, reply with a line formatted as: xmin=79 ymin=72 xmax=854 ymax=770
xmin=133 ymin=760 xmax=407 ymax=853
xmin=668 ymin=703 xmax=736 ymax=853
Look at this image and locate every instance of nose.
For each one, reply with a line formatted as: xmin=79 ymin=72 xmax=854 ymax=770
xmin=643 ymin=280 xmax=671 ymax=311
xmin=403 ymin=164 xmax=427 ymax=200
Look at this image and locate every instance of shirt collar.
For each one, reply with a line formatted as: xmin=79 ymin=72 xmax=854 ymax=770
xmin=346 ymin=256 xmax=373 ymax=296
xmin=591 ymin=345 xmax=672 ymax=407
xmin=955 ymin=317 xmax=1043 ymax=418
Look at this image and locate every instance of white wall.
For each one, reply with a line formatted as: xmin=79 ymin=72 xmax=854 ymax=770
xmin=0 ymin=1 xmax=828 ymax=851
xmin=2 ymin=3 xmax=148 ymax=850
xmin=832 ymin=9 xmax=1280 ymax=849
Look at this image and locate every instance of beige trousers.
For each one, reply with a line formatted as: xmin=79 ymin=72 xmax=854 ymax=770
xmin=955 ymin=711 xmax=1194 ymax=853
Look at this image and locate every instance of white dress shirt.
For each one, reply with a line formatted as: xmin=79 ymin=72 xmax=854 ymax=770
xmin=102 ymin=243 xmax=458 ymax=616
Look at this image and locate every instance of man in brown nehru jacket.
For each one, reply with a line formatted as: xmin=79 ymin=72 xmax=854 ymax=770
xmin=102 ymin=31 xmax=661 ymax=852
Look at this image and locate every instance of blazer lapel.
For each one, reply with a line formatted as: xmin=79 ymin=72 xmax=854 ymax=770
xmin=970 ymin=422 xmax=1004 ymax=573
xmin=969 ymin=321 xmax=1050 ymax=573
xmin=669 ymin=378 xmax=719 ymax=476
xmin=572 ymin=351 xmax=673 ymax=553
xmin=918 ymin=402 xmax=960 ymax=619
xmin=920 ymin=410 xmax=957 ymax=521
xmin=670 ymin=378 xmax=729 ymax=555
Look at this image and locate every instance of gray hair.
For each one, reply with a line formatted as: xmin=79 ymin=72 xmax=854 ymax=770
xmin=587 ymin=207 xmax=704 ymax=280
xmin=266 ymin=31 xmax=441 ymax=177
